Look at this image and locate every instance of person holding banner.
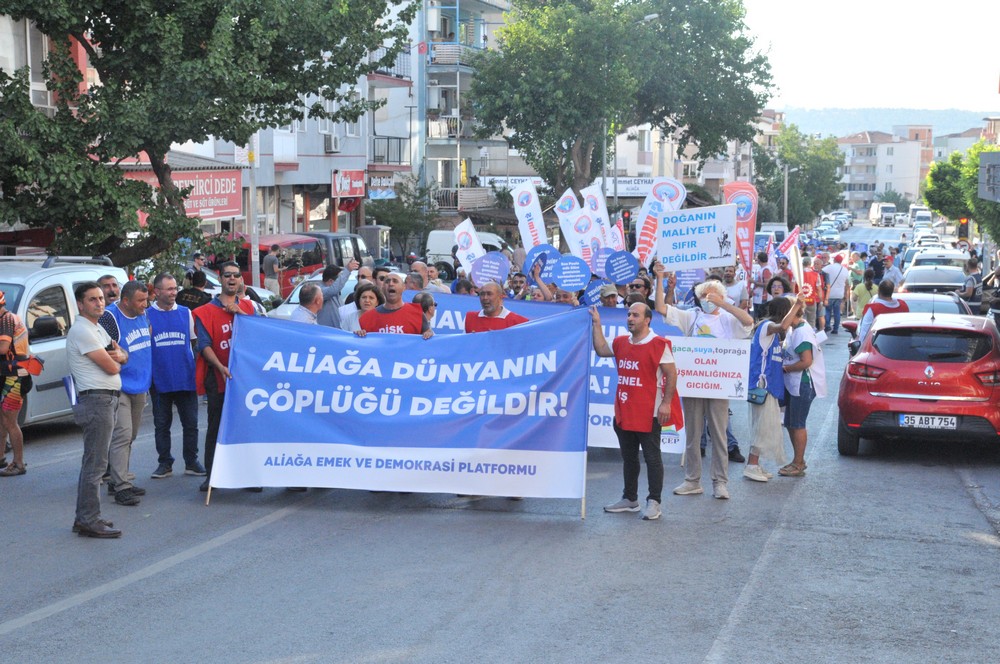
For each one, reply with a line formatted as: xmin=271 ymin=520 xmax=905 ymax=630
xmin=591 ymin=303 xmax=681 ymax=521
xmin=193 ymin=262 xmax=259 ymax=491
xmin=357 ymin=273 xmax=433 ymax=339
xmin=657 ymin=275 xmax=753 ymax=500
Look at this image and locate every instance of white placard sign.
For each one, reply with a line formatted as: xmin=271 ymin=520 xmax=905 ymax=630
xmin=655 ymin=204 xmax=738 ymax=272
xmin=666 ymin=337 xmax=751 ymax=400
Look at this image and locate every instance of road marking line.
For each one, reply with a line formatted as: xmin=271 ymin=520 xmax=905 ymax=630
xmin=702 ymin=397 xmax=836 ymax=664
xmin=0 ymin=495 xmax=315 ymax=636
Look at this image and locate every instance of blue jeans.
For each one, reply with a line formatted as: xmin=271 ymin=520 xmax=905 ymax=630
xmin=74 ymin=393 xmax=118 ymax=526
xmin=152 ymin=389 xmax=200 ymax=467
xmin=825 ymin=298 xmax=842 ymax=333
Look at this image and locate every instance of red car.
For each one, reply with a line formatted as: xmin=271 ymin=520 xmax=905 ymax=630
xmin=837 ymin=313 xmax=1000 ymax=455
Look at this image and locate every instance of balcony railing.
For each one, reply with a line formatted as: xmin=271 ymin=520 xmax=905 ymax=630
xmin=369 ymin=46 xmax=411 ymax=79
xmin=427 ymin=116 xmax=476 ymax=140
xmin=429 ymin=43 xmax=480 ymax=66
xmin=434 ymin=187 xmax=496 ymax=211
xmin=370 ymin=136 xmax=410 ymax=165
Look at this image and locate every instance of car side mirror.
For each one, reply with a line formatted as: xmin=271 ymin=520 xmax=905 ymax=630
xmin=848 ymin=339 xmax=861 ymax=357
xmin=29 ymin=315 xmax=61 ymax=341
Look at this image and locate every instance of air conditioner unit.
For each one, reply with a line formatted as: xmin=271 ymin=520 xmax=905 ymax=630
xmin=324 ymin=134 xmax=341 ymax=154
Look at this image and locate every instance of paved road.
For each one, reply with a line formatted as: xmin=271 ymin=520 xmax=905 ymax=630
xmin=3 ymin=227 xmax=998 ymax=663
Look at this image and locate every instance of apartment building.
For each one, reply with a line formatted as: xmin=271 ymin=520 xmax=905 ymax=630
xmin=836 ymin=131 xmax=921 ymax=218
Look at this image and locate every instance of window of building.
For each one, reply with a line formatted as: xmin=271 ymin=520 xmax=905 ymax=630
xmin=887 ymin=147 xmax=894 ymax=156
xmin=345 ymin=92 xmax=361 ymax=137
xmin=318 ymin=97 xmax=336 ymax=135
xmin=886 ymin=165 xmax=893 ymax=174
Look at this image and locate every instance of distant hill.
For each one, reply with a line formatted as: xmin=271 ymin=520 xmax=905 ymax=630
xmin=778 ymin=107 xmax=999 ymax=139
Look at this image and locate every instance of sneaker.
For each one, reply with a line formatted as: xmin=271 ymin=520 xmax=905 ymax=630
xmin=743 ymin=464 xmax=770 ymax=482
xmin=151 ymin=463 xmax=173 ymax=479
xmin=113 ymin=487 xmax=141 ymax=506
xmin=673 ymin=481 xmax=704 ymax=496
xmin=184 ymin=462 xmax=207 ymax=476
xmin=713 ymin=482 xmax=730 ymax=500
xmin=728 ymin=447 xmax=746 ymax=463
xmin=641 ymin=499 xmax=662 ymax=521
xmin=603 ymin=498 xmax=641 ymax=513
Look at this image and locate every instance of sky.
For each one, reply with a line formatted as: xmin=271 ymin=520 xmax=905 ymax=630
xmin=741 ymin=0 xmax=999 ymax=112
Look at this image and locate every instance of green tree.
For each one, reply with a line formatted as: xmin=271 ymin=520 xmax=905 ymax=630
xmin=924 ymin=152 xmax=971 ymax=221
xmin=366 ymin=175 xmax=441 ymax=261
xmin=752 ymin=125 xmax=842 ymax=227
xmin=960 ymin=141 xmax=1000 ymax=244
xmin=0 ymin=0 xmax=415 ymax=265
xmin=471 ymin=0 xmax=771 ymax=194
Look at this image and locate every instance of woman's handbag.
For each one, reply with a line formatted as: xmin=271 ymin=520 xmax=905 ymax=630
xmin=747 ymin=369 xmax=768 ymax=405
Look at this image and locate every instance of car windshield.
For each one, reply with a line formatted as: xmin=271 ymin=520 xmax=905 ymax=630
xmin=873 ymin=328 xmax=992 ymax=363
xmin=912 ymin=257 xmax=967 ymax=268
xmin=897 ymin=296 xmax=963 ymax=314
xmin=0 ymin=283 xmax=25 ymax=311
xmin=902 ymin=268 xmax=965 ymax=285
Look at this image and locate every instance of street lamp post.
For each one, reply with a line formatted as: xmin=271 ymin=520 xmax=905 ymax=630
xmin=783 ymin=164 xmax=799 ymax=227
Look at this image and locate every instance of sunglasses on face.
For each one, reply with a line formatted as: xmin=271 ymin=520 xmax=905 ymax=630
xmin=628 ymin=284 xmax=644 ymax=290
xmin=221 ymin=272 xmax=240 ymax=278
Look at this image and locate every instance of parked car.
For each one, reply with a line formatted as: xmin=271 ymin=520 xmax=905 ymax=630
xmin=0 ymin=256 xmax=129 ymax=426
xmin=837 ymin=313 xmax=1000 ymax=455
xmin=897 ymin=265 xmax=966 ymax=295
xmin=820 ymin=230 xmax=841 ymax=244
xmin=299 ymin=231 xmax=375 ymax=270
xmin=842 ymin=292 xmax=972 ymax=339
xmin=268 ymin=272 xmax=358 ymax=321
xmin=226 ymin=233 xmax=327 ymax=298
xmin=909 ymin=250 xmax=970 ymax=270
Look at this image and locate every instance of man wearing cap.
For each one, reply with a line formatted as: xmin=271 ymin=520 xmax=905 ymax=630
xmin=882 ymin=255 xmax=904 ymax=289
xmin=465 ymin=281 xmax=529 ymax=333
xmin=599 ymin=283 xmax=621 ymax=308
xmin=0 ymin=290 xmax=30 ymax=477
xmin=68 ymin=282 xmax=128 ymax=538
xmin=356 ymin=272 xmax=433 ymax=338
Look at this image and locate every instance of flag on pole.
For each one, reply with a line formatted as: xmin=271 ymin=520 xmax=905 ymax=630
xmin=632 ymin=178 xmax=687 ymax=267
xmin=453 ymin=218 xmax=487 ymax=274
xmin=722 ymin=182 xmax=759 ymax=275
xmin=512 ymin=180 xmax=548 ymax=249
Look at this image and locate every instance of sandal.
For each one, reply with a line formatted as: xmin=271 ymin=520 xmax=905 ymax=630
xmin=0 ymin=462 xmax=26 ymax=477
xmin=778 ymin=462 xmax=806 ymax=477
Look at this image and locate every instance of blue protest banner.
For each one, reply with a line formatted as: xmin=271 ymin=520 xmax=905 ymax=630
xmin=581 ymin=279 xmax=613 ymax=307
xmin=213 ymin=312 xmax=591 ymax=497
xmin=605 ymin=250 xmax=640 ymax=285
xmin=470 ymin=251 xmax=511 ymax=287
xmin=523 ymin=243 xmax=560 ymax=287
xmin=591 ymin=247 xmax=614 ymax=278
xmin=552 ymin=256 xmax=591 ymax=291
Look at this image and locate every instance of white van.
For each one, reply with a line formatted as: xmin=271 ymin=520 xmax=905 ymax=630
xmin=757 ymin=223 xmax=787 ymax=246
xmin=0 ymin=256 xmax=129 ymax=426
xmin=425 ymin=229 xmax=506 ymax=281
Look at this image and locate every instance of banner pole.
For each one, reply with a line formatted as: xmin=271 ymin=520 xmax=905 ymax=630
xmin=581 ymin=495 xmax=586 ymax=520
xmin=205 ymin=485 xmax=212 ymax=506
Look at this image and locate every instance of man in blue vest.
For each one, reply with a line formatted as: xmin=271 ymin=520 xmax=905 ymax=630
xmin=106 ymin=281 xmax=153 ymax=506
xmin=147 ymin=273 xmax=205 ymax=480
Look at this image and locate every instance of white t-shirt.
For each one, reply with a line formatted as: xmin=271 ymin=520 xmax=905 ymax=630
xmin=821 ymin=263 xmax=850 ymax=299
xmin=66 ymin=317 xmax=122 ymax=391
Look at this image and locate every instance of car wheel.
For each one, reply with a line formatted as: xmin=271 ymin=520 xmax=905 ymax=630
xmin=434 ymin=261 xmax=456 ymax=282
xmin=837 ymin=417 xmax=860 ymax=456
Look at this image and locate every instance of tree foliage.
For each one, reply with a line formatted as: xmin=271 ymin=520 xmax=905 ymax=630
xmin=874 ymin=188 xmax=912 ymax=213
xmin=752 ymin=124 xmax=843 ymax=227
xmin=365 ymin=175 xmax=441 ymax=258
xmin=960 ymin=141 xmax=1000 ymax=243
xmin=470 ymin=0 xmax=771 ymax=194
xmin=924 ymin=152 xmax=970 ymax=221
xmin=0 ymin=0 xmax=415 ymax=265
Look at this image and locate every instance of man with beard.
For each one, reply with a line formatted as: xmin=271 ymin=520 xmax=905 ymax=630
xmin=465 ymin=281 xmax=528 ymax=333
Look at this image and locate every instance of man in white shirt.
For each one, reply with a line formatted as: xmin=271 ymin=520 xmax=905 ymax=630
xmin=290 ymin=283 xmax=322 ymax=324
xmin=68 ymin=282 xmax=128 ymax=538
xmin=821 ymin=255 xmax=851 ymax=334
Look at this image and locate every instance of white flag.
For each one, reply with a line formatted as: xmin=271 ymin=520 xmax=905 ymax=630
xmin=633 ymin=177 xmax=687 ymax=267
xmin=579 ymin=184 xmax=611 ymax=247
xmin=453 ymin=218 xmax=487 ymax=275
xmin=512 ymin=180 xmax=548 ymax=248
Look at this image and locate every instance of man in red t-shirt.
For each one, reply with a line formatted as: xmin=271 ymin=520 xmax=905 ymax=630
xmin=464 ymin=281 xmax=528 ymax=333
xmin=357 ymin=272 xmax=433 ymax=338
xmin=798 ymin=256 xmax=827 ymax=330
xmin=590 ymin=302 xmax=681 ymax=521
